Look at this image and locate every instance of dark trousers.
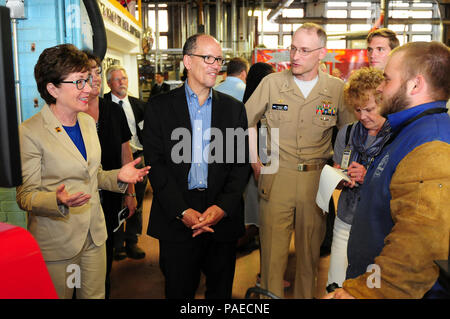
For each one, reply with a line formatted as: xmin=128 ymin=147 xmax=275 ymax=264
xmin=159 ymin=189 xmax=238 ymax=299
xmin=114 ymin=152 xmax=146 ymax=248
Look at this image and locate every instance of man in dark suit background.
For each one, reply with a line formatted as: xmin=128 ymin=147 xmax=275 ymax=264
xmin=143 ymin=34 xmax=250 ymax=299
xmin=104 ymin=65 xmax=147 ymax=261
xmin=150 ymin=71 xmax=171 ymax=97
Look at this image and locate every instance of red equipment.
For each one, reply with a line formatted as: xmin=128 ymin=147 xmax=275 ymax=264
xmin=0 ymin=222 xmax=58 ymax=299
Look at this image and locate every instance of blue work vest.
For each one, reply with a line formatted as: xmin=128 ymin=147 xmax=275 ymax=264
xmin=346 ymin=101 xmax=450 ymax=298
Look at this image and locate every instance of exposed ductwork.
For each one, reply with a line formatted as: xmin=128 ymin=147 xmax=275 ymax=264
xmin=266 ymin=0 xmax=294 ymax=23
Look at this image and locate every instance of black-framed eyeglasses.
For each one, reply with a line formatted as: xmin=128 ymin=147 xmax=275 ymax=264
xmin=189 ymin=54 xmax=226 ymax=66
xmin=60 ymin=75 xmax=93 ymax=90
xmin=289 ymin=45 xmax=323 ymax=56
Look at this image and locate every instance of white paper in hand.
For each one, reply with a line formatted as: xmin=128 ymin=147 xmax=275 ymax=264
xmin=315 ymin=164 xmax=351 ymax=213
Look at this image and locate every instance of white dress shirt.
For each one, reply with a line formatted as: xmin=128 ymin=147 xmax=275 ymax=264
xmin=111 ymin=93 xmax=143 ymax=152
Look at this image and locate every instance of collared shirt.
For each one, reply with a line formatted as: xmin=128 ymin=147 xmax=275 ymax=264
xmin=185 ymin=82 xmax=212 ymax=190
xmin=111 ymin=93 xmax=143 ymax=151
xmin=215 ymin=76 xmax=246 ymax=102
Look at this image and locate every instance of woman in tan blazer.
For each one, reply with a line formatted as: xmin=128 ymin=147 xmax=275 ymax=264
xmin=16 ymin=44 xmax=150 ymax=299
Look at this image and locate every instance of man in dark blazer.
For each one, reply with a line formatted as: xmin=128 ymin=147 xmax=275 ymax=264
xmin=150 ymin=71 xmax=171 ymax=97
xmin=104 ymin=65 xmax=147 ymax=261
xmin=143 ymin=34 xmax=250 ymax=299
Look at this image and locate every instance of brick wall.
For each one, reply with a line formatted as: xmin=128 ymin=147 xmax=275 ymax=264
xmin=0 ymin=188 xmax=26 ymax=228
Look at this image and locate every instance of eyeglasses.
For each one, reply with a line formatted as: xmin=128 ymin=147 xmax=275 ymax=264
xmin=189 ymin=54 xmax=226 ymax=66
xmin=60 ymin=75 xmax=93 ymax=90
xmin=289 ymin=45 xmax=323 ymax=56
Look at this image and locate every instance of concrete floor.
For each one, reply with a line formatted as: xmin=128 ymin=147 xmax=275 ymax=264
xmin=110 ymin=187 xmax=332 ymax=299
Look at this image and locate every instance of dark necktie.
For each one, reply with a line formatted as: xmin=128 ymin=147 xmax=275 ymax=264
xmin=118 ymin=100 xmax=123 ymax=107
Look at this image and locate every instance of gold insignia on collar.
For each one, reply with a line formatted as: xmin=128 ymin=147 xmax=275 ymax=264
xmin=55 ymin=127 xmax=62 ymax=133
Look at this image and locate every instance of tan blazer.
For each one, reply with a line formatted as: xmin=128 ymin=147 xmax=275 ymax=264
xmin=16 ymin=105 xmax=126 ymax=261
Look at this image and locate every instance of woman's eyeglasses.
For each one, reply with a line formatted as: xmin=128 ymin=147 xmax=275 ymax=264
xmin=60 ymin=75 xmax=93 ymax=90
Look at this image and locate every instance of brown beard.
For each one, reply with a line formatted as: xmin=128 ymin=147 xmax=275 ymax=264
xmin=380 ymin=81 xmax=410 ymax=117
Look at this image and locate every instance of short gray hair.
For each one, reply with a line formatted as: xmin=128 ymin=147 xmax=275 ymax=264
xmin=295 ymin=23 xmax=327 ymax=47
xmin=106 ymin=65 xmax=127 ymax=82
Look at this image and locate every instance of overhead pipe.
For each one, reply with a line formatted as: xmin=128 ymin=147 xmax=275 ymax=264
xmin=180 ymin=4 xmax=186 ymax=45
xmin=381 ymin=0 xmax=389 ymax=28
xmin=155 ymin=1 xmax=160 ymax=72
xmin=223 ymin=1 xmax=227 ymax=48
xmin=216 ymin=0 xmax=222 ymax=43
xmin=231 ymin=0 xmax=236 ymax=55
xmin=198 ymin=0 xmax=204 ymax=33
xmin=242 ymin=0 xmax=248 ymax=53
xmin=204 ymin=1 xmax=210 ymax=35
xmin=434 ymin=0 xmax=444 ymax=43
xmin=260 ymin=0 xmax=264 ymax=43
xmin=11 ymin=19 xmax=21 ymax=124
xmin=266 ymin=0 xmax=294 ymax=23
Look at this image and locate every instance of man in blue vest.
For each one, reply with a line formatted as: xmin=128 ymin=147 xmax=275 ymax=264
xmin=325 ymin=41 xmax=450 ymax=299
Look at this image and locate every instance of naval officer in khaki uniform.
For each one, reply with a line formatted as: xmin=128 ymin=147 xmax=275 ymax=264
xmin=245 ymin=23 xmax=354 ymax=298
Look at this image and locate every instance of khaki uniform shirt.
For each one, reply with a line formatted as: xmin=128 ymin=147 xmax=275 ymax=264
xmin=245 ymin=69 xmax=354 ymax=166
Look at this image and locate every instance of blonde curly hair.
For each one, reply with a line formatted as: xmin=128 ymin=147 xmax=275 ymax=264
xmin=344 ymin=67 xmax=384 ymax=110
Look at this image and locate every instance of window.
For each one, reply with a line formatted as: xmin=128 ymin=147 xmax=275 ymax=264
xmin=325 ymin=1 xmax=438 ymax=49
xmin=254 ymin=8 xmax=304 ymax=48
xmin=283 ymin=35 xmax=292 ymax=48
xmin=350 ymin=10 xmax=371 ymax=19
xmin=327 ymin=10 xmax=348 ymax=18
xmin=158 ymin=36 xmax=168 ymax=50
xmin=351 ymin=2 xmax=370 ymax=7
xmin=411 ymin=24 xmax=432 ymax=32
xmin=282 ymin=8 xmax=304 ymax=18
xmin=255 ymin=10 xmax=279 ymax=32
xmin=328 ymin=2 xmax=347 ymax=7
xmin=327 ymin=40 xmax=346 ymax=49
xmin=350 ymin=24 xmax=370 ymax=31
xmin=388 ymin=24 xmax=407 ymax=32
xmin=252 ymin=1 xmax=437 ymax=51
xmin=148 ymin=9 xmax=168 ymax=33
xmin=260 ymin=35 xmax=279 ymax=49
xmin=326 ymin=24 xmax=348 ymax=32
xmin=391 ymin=1 xmax=409 ymax=8
xmin=412 ymin=35 xmax=432 ymax=42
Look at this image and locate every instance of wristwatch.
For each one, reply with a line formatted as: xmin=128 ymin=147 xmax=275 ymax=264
xmin=176 ymin=210 xmax=187 ymax=220
xmin=125 ymin=193 xmax=136 ymax=197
